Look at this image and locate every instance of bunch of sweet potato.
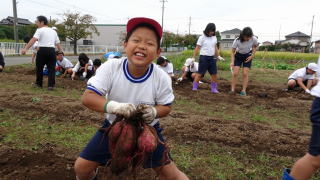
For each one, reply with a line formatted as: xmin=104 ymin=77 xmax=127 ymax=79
xmin=100 ymin=105 xmax=166 ymax=175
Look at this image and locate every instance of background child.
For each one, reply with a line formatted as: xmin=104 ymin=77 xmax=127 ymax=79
xmin=71 ymin=53 xmax=94 ymax=80
xmin=92 ymin=58 xmax=102 ymax=74
xmin=178 ymin=58 xmax=201 ymax=82
xmin=287 ymin=63 xmax=318 ymax=94
xmin=0 ymin=51 xmax=4 ymax=72
xmin=156 ymin=56 xmax=174 ymax=77
xmin=230 ymin=27 xmax=258 ymax=96
xmin=74 ymin=17 xmax=188 ymax=180
xmin=55 ymin=51 xmax=73 ymax=77
xmin=192 ymin=23 xmax=221 ymax=93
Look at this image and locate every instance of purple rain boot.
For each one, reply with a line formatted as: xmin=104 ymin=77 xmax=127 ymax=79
xmin=192 ymin=82 xmax=199 ymax=91
xmin=211 ymin=82 xmax=219 ymax=93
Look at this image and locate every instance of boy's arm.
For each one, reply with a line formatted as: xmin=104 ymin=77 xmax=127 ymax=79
xmin=155 ymin=105 xmax=171 ymax=118
xmin=82 ymin=89 xmax=106 ymax=112
xmin=215 ymin=45 xmax=219 ymax=57
xmin=306 ymin=79 xmax=313 ymax=89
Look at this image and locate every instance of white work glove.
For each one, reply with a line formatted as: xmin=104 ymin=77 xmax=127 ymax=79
xmin=141 ymin=105 xmax=157 ymax=124
xmin=82 ymin=72 xmax=87 ymax=78
xmin=177 ymin=77 xmax=183 ymax=82
xmin=305 ymin=89 xmax=311 ymax=94
xmin=105 ymin=101 xmax=136 ymax=118
xmin=217 ymin=56 xmax=225 ymax=61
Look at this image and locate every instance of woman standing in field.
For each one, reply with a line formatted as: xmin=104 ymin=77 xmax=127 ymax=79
xmin=230 ymin=27 xmax=258 ymax=96
xmin=192 ymin=23 xmax=221 ymax=93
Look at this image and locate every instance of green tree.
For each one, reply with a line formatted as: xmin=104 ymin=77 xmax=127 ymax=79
xmin=62 ymin=12 xmax=99 ymax=54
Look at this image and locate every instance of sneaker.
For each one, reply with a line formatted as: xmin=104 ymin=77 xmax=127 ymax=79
xmin=48 ymin=87 xmax=54 ymax=91
xmin=240 ymin=91 xmax=247 ymax=96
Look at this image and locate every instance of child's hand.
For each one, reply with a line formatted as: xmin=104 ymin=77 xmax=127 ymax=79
xmin=139 ymin=105 xmax=157 ymax=124
xmin=71 ymin=74 xmax=75 ymax=80
xmin=105 ymin=101 xmax=136 ymax=118
xmin=245 ymin=56 xmax=253 ymax=63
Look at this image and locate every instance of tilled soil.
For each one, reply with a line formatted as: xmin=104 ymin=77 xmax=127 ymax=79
xmin=0 ymin=66 xmax=315 ymax=179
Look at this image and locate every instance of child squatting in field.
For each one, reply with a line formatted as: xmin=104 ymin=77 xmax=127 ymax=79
xmin=286 ymin=63 xmax=318 ymax=94
xmin=282 ymin=57 xmax=320 ymax=180
xmin=74 ymin=17 xmax=189 ymax=180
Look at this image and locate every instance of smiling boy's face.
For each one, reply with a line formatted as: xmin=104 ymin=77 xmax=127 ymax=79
xmin=124 ymin=27 xmax=161 ymax=68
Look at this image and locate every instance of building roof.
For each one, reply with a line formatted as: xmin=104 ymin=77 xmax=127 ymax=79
xmin=0 ymin=16 xmax=33 ymax=25
xmin=285 ymin=31 xmax=310 ymax=38
xmin=315 ymin=40 xmax=320 ymax=43
xmin=263 ymin=41 xmax=273 ymax=44
xmin=221 ymin=28 xmax=241 ymax=34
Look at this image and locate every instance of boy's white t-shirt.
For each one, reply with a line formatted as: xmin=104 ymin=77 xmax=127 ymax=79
xmin=158 ymin=62 xmax=174 ymax=75
xmin=33 ymin=27 xmax=60 ymax=48
xmin=57 ymin=57 xmax=73 ymax=69
xmin=87 ymin=58 xmax=174 ymax=126
xmin=186 ymin=62 xmax=199 ymax=73
xmin=311 ymin=56 xmax=320 ymax=97
xmin=72 ymin=59 xmax=93 ymax=72
xmin=196 ymin=34 xmax=217 ymax=56
xmin=288 ymin=67 xmax=315 ymax=81
xmin=232 ymin=36 xmax=258 ymax=54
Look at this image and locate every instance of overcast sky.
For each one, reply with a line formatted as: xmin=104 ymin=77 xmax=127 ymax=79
xmin=1 ymin=0 xmax=320 ymax=43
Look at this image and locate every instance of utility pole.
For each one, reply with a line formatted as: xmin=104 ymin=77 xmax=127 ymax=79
xmin=310 ymin=15 xmax=315 ymax=52
xmin=188 ymin=16 xmax=191 ymax=35
xmin=278 ymin=25 xmax=281 ymax=42
xmin=160 ymin=0 xmax=167 ymax=30
xmin=12 ymin=0 xmax=19 ymax=43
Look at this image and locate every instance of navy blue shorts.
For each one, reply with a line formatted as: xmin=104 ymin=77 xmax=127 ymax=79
xmin=234 ymin=52 xmax=252 ymax=68
xmin=80 ymin=120 xmax=170 ymax=168
xmin=309 ymin=97 xmax=320 ymax=156
xmin=198 ymin=55 xmax=217 ymax=75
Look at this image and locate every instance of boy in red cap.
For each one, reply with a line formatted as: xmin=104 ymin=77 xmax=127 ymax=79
xmin=74 ymin=17 xmax=188 ymax=180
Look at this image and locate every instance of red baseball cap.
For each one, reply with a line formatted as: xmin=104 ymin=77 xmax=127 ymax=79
xmin=127 ymin=17 xmax=163 ymax=38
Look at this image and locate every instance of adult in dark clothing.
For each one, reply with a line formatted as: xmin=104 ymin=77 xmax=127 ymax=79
xmin=22 ymin=15 xmax=62 ymax=90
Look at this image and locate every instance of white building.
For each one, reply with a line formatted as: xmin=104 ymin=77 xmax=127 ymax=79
xmin=220 ymin=28 xmax=241 ymax=50
xmin=74 ymin=24 xmax=126 ymax=46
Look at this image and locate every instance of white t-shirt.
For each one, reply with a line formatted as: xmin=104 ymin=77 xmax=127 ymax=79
xmin=288 ymin=67 xmax=315 ymax=81
xmin=158 ymin=62 xmax=174 ymax=75
xmin=186 ymin=62 xmax=199 ymax=73
xmin=33 ymin=27 xmax=60 ymax=48
xmin=57 ymin=57 xmax=73 ymax=69
xmin=196 ymin=34 xmax=217 ymax=56
xmin=72 ymin=59 xmax=93 ymax=72
xmin=311 ymin=56 xmax=320 ymax=97
xmin=87 ymin=58 xmax=174 ymax=126
xmin=232 ymin=36 xmax=258 ymax=54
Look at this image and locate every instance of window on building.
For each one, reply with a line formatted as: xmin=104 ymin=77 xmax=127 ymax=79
xmin=226 ymin=35 xmax=230 ymax=38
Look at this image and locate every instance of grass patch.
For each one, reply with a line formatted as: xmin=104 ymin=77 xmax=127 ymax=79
xmin=0 ymin=109 xmax=96 ymax=151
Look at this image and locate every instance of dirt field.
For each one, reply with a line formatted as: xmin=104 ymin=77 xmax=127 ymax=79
xmin=0 ymin=64 xmax=318 ymax=179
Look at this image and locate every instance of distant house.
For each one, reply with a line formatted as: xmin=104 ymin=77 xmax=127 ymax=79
xmin=220 ymin=28 xmax=241 ymax=50
xmin=277 ymin=31 xmax=311 ymax=52
xmin=68 ymin=24 xmax=126 ymax=46
xmin=285 ymin=31 xmax=310 ymax=42
xmin=262 ymin=41 xmax=273 ymax=46
xmin=315 ymin=40 xmax=320 ymax=54
xmin=0 ymin=16 xmax=33 ymax=26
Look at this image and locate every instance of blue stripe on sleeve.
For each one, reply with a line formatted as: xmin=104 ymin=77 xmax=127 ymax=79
xmin=86 ymin=85 xmax=103 ymax=96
